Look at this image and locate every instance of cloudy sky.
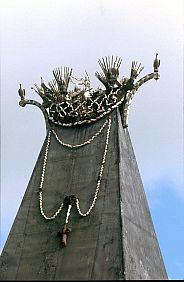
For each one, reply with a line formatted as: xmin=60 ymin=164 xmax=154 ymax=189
xmin=1 ymin=0 xmax=183 ymax=279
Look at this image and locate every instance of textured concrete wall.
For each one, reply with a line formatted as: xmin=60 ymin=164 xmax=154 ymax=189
xmin=0 ymin=109 xmax=167 ymax=280
xmin=0 ymin=110 xmax=123 ymax=280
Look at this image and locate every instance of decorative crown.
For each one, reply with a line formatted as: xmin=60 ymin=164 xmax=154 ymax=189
xmin=18 ymin=54 xmax=160 ymax=129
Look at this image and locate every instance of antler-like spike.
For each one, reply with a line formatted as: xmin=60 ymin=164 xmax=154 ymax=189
xmin=111 ymin=55 xmax=113 ymax=69
xmin=54 ymin=67 xmax=62 ymax=83
xmin=48 ymin=79 xmax=58 ymax=94
xmin=53 ymin=66 xmax=72 ymax=94
xmin=139 ymin=65 xmax=144 ymax=73
xmin=85 ymin=70 xmax=90 ymax=80
xmin=130 ymin=61 xmax=144 ymax=80
xmin=98 ymin=60 xmax=106 ymax=74
xmin=116 ymin=57 xmax=121 ymax=69
xmin=102 ymin=57 xmax=106 ymax=70
xmin=105 ymin=56 xmax=109 ymax=71
xmin=132 ymin=61 xmax=136 ymax=69
xmin=101 ymin=58 xmax=106 ymax=72
xmin=64 ymin=67 xmax=72 ymax=87
xmin=137 ymin=62 xmax=141 ymax=71
xmin=34 ymin=83 xmax=41 ymax=93
xmin=63 ymin=67 xmax=66 ymax=82
xmin=53 ymin=68 xmax=58 ymax=83
xmin=60 ymin=67 xmax=63 ymax=80
xmin=69 ymin=68 xmax=73 ymax=83
xmin=102 ymin=57 xmax=108 ymax=75
xmin=95 ymin=71 xmax=106 ymax=80
xmin=95 ymin=71 xmax=107 ymax=86
xmin=59 ymin=67 xmax=63 ymax=81
xmin=107 ymin=56 xmax=110 ymax=69
xmin=117 ymin=57 xmax=122 ymax=69
xmin=114 ymin=56 xmax=118 ymax=69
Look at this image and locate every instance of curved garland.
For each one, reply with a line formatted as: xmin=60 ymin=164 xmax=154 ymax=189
xmin=52 ymin=118 xmax=109 ymax=148
xmin=39 ymin=117 xmax=112 ymax=246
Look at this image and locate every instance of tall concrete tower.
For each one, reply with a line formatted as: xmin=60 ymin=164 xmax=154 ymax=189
xmin=0 ymin=55 xmax=168 ymax=280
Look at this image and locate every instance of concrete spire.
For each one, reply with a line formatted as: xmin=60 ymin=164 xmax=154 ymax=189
xmin=0 ymin=109 xmax=167 ymax=280
xmin=0 ymin=56 xmax=167 ymax=280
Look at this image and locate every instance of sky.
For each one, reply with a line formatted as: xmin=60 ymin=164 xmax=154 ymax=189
xmin=0 ymin=0 xmax=183 ymax=279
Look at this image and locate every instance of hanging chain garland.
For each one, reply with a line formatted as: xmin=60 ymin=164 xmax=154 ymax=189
xmin=39 ymin=116 xmax=112 ymax=246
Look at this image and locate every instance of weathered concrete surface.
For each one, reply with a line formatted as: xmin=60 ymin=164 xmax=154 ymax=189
xmin=0 ymin=109 xmax=168 ymax=280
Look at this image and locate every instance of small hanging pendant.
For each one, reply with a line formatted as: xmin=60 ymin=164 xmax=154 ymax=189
xmin=58 ymin=195 xmax=76 ymax=247
xmin=58 ymin=224 xmax=71 ymax=247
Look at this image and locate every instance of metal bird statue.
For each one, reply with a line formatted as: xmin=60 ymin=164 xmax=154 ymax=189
xmin=153 ymin=53 xmax=160 ymax=73
xmin=18 ymin=84 xmax=25 ymax=100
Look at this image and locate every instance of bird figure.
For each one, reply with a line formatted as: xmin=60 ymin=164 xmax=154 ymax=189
xmin=153 ymin=53 xmax=160 ymax=72
xmin=41 ymin=77 xmax=51 ymax=93
xmin=18 ymin=84 xmax=25 ymax=100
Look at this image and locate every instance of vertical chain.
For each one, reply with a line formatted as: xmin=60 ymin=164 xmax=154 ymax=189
xmin=39 ymin=131 xmax=64 ymax=220
xmin=76 ymin=117 xmax=111 ymax=216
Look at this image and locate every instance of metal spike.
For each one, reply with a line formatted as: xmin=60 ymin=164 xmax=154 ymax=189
xmin=85 ymin=70 xmax=89 ymax=80
xmin=98 ymin=60 xmax=106 ymax=74
xmin=108 ymin=56 xmax=111 ymax=70
xmin=114 ymin=56 xmax=118 ymax=68
xmin=116 ymin=57 xmax=122 ymax=69
xmin=105 ymin=56 xmax=109 ymax=71
xmin=118 ymin=58 xmax=122 ymax=68
xmin=140 ymin=66 xmax=144 ymax=73
xmin=102 ymin=57 xmax=106 ymax=72
xmin=137 ymin=62 xmax=141 ymax=71
xmin=34 ymin=83 xmax=40 ymax=92
xmin=102 ymin=57 xmax=108 ymax=75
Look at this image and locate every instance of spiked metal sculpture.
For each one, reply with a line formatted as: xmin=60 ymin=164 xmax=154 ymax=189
xmin=18 ymin=54 xmax=160 ymax=129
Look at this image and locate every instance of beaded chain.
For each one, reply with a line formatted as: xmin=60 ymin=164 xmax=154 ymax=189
xmin=39 ymin=116 xmax=112 ymax=246
xmin=52 ymin=117 xmax=109 ymax=148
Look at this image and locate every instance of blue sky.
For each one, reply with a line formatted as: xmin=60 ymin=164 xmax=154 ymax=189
xmin=1 ymin=0 xmax=183 ymax=279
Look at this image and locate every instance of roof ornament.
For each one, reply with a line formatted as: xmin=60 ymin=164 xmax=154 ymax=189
xmin=18 ymin=54 xmax=160 ymax=130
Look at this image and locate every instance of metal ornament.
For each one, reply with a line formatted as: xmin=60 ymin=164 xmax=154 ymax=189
xmin=18 ymin=54 xmax=160 ymax=130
